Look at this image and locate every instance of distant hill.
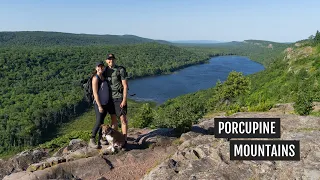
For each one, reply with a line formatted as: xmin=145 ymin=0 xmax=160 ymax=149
xmin=0 ymin=31 xmax=170 ymax=46
xmin=179 ymin=39 xmax=291 ymax=66
xmin=171 ymin=40 xmax=223 ymax=44
xmin=170 ymin=40 xmax=223 ymax=44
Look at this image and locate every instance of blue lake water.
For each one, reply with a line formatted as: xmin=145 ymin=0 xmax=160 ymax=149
xmin=128 ymin=56 xmax=265 ymax=104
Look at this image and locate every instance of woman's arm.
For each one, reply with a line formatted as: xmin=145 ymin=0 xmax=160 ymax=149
xmin=92 ymin=76 xmax=102 ymax=108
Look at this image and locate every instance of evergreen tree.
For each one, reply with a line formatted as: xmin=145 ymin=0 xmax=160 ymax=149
xmin=315 ymin=30 xmax=320 ymax=44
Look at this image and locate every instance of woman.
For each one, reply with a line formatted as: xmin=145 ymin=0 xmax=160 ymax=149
xmin=88 ymin=62 xmax=111 ymax=148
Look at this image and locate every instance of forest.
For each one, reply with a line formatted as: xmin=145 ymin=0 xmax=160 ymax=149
xmin=0 ymin=31 xmax=168 ymax=46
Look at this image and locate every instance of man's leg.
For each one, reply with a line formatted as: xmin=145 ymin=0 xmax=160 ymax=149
xmin=107 ymin=99 xmax=118 ymax=130
xmin=114 ymin=98 xmax=128 ymax=141
xmin=110 ymin=114 xmax=118 ymax=130
xmin=120 ymin=115 xmax=128 ymax=141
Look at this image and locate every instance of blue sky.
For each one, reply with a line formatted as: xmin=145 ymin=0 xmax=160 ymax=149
xmin=0 ymin=0 xmax=319 ymax=42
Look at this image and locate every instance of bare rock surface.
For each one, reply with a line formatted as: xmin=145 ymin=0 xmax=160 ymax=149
xmin=0 ymin=149 xmax=48 ymax=179
xmin=143 ymin=112 xmax=320 ymax=180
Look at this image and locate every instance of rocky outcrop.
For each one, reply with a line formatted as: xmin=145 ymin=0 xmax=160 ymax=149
xmin=284 ymin=46 xmax=314 ymax=62
xmin=3 ymin=128 xmax=179 ymax=180
xmin=269 ymin=102 xmax=320 ymax=114
xmin=143 ymin=112 xmax=320 ymax=180
xmin=0 ymin=149 xmax=48 ymax=179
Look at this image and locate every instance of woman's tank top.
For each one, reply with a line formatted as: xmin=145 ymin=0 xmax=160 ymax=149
xmin=96 ymin=75 xmax=109 ymax=105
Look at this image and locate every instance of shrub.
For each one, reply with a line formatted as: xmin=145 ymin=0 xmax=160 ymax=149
xmin=152 ymin=103 xmax=198 ymax=134
xmin=130 ymin=103 xmax=154 ymax=128
xmin=248 ymin=101 xmax=274 ymax=112
xmin=293 ymin=91 xmax=314 ymax=115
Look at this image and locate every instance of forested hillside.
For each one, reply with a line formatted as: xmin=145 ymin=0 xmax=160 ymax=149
xmin=179 ymin=40 xmax=291 ymax=66
xmin=0 ymin=42 xmax=214 ymax=156
xmin=0 ymin=31 xmax=169 ymax=46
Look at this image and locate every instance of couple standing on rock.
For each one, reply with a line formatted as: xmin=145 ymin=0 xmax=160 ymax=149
xmin=89 ymin=53 xmax=128 ymax=149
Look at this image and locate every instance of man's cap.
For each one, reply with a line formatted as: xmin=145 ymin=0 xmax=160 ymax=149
xmin=106 ymin=53 xmax=116 ymax=60
xmin=95 ymin=62 xmax=104 ymax=67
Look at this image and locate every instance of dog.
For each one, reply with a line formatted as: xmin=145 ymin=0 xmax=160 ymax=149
xmin=101 ymin=124 xmax=126 ymax=153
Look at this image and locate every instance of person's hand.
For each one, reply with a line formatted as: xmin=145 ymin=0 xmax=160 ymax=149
xmin=120 ymin=100 xmax=126 ymax=108
xmin=98 ymin=106 xmax=104 ymax=113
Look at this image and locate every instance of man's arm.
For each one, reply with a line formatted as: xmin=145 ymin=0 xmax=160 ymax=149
xmin=120 ymin=67 xmax=128 ymax=107
xmin=121 ymin=79 xmax=128 ymax=105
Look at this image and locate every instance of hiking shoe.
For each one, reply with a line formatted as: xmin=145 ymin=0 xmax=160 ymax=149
xmin=100 ymin=139 xmax=108 ymax=145
xmin=88 ymin=138 xmax=98 ymax=149
xmin=121 ymin=141 xmax=128 ymax=151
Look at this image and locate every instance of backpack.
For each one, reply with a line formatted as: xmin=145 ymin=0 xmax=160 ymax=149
xmin=83 ymin=75 xmax=102 ymax=104
xmin=115 ymin=66 xmax=129 ymax=93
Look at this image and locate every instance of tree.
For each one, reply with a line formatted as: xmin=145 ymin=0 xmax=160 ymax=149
xmin=308 ymin=35 xmax=315 ymax=40
xmin=293 ymin=91 xmax=314 ymax=115
xmin=220 ymin=71 xmax=251 ymax=102
xmin=315 ymin=30 xmax=320 ymax=44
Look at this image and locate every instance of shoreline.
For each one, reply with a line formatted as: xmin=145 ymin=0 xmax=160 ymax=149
xmin=128 ymin=53 xmax=237 ymax=80
xmin=128 ymin=54 xmax=265 ymax=105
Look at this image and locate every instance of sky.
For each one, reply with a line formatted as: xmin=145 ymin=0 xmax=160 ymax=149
xmin=0 ymin=0 xmax=319 ymax=42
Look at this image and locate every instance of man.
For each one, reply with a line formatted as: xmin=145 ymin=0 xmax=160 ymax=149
xmin=104 ymin=53 xmax=128 ymax=146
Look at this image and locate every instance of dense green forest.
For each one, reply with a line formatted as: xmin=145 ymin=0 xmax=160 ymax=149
xmin=0 ymin=42 xmax=219 ymax=156
xmin=0 ymin=31 xmax=169 ymax=46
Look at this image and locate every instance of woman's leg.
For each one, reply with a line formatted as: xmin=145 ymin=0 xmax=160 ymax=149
xmin=98 ymin=105 xmax=108 ymax=142
xmin=90 ymin=103 xmax=107 ymax=147
xmin=92 ymin=103 xmax=104 ymax=139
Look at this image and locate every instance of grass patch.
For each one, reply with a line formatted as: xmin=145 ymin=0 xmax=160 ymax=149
xmin=58 ymin=109 xmax=96 ymax=135
xmin=203 ymin=111 xmax=225 ymax=119
xmin=310 ymin=111 xmax=320 ymax=117
xmin=172 ymin=139 xmax=183 ymax=146
xmin=0 ymin=148 xmax=29 ymax=160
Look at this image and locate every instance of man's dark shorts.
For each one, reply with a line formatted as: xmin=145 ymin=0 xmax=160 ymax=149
xmin=110 ymin=98 xmax=127 ymax=117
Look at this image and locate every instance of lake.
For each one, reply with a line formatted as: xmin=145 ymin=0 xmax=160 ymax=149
xmin=128 ymin=56 xmax=265 ymax=104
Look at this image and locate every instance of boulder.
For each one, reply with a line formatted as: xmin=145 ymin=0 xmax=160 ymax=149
xmin=0 ymin=149 xmax=48 ymax=179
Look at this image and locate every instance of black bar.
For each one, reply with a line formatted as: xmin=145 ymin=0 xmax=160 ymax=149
xmin=214 ymin=118 xmax=280 ymax=138
xmin=230 ymin=140 xmax=300 ymax=161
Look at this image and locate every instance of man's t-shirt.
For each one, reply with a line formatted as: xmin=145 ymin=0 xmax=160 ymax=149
xmin=104 ymin=65 xmax=127 ymax=99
